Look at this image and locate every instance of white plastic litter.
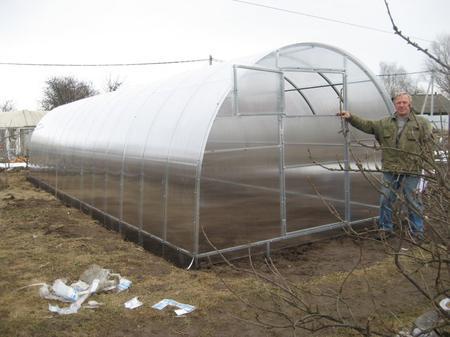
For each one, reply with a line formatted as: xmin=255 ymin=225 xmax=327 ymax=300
xmin=48 ymin=303 xmax=80 ymax=315
xmin=439 ymin=298 xmax=450 ymax=311
xmin=35 ymin=264 xmax=132 ymax=315
xmin=117 ymin=278 xmax=132 ymax=292
xmin=124 ymin=297 xmax=143 ymax=310
xmin=79 ymin=264 xmax=119 ymax=292
xmin=84 ymin=300 xmax=104 ymax=309
xmin=70 ymin=280 xmax=90 ymax=293
xmin=152 ymin=299 xmax=196 ymax=316
xmin=52 ymin=279 xmax=79 ymax=302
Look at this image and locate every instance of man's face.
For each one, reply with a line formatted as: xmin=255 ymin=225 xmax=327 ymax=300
xmin=394 ymin=95 xmax=411 ymax=117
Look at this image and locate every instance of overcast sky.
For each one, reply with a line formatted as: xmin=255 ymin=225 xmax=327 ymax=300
xmin=1 ymin=0 xmax=449 ymax=110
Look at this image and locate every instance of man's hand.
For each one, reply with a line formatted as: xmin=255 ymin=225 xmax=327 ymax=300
xmin=337 ymin=111 xmax=351 ymax=119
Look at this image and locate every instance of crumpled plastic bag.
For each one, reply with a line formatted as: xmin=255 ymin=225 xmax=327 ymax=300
xmin=37 ymin=264 xmax=132 ymax=315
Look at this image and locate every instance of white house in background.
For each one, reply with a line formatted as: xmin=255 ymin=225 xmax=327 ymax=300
xmin=0 ymin=110 xmax=47 ymax=162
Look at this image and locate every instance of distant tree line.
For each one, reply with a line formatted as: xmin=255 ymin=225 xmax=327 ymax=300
xmin=40 ymin=75 xmax=123 ymax=111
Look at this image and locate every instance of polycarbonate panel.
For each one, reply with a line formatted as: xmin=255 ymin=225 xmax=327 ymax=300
xmin=141 ymin=159 xmax=165 ymax=239
xmin=284 ymin=115 xmax=345 ymax=147
xmin=205 ymin=115 xmax=278 ymax=152
xmin=121 ymin=89 xmax=168 ymax=228
xmin=235 ymin=67 xmax=282 ymax=115
xmin=277 ymin=44 xmax=346 ymax=71
xmin=200 ymin=149 xmax=281 ymax=251
xmin=286 ymin=167 xmax=345 ymax=232
xmin=199 ymin=180 xmax=280 ymax=252
xmin=166 ymin=163 xmax=197 ymax=251
xmin=284 ymin=72 xmax=343 ymax=117
xmin=285 ymin=144 xmax=344 ymax=167
xmin=202 ymin=146 xmax=281 ymax=189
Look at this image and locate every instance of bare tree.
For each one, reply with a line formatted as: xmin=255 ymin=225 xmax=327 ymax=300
xmin=0 ymin=100 xmax=14 ymax=112
xmin=105 ymin=75 xmax=123 ymax=92
xmin=425 ymin=35 xmax=450 ymax=97
xmin=41 ymin=76 xmax=98 ymax=111
xmin=378 ymin=62 xmax=420 ymax=99
xmin=383 ymin=0 xmax=450 ymax=73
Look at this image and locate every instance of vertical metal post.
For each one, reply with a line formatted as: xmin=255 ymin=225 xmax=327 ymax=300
xmin=193 ymin=161 xmax=201 ymax=257
xmin=275 ymin=49 xmax=280 ymax=69
xmin=232 ymin=65 xmax=239 ymax=116
xmin=138 ymin=171 xmax=144 ymax=246
xmin=430 ymin=71 xmax=435 ymax=116
xmin=265 ymin=242 xmax=271 ymax=258
xmin=54 ymin=159 xmax=58 ymax=197
xmin=119 ymin=168 xmax=124 ymax=222
xmin=278 ymin=72 xmax=287 ymax=235
xmin=80 ymin=164 xmax=84 ymax=210
xmin=343 ymin=61 xmax=351 ymax=223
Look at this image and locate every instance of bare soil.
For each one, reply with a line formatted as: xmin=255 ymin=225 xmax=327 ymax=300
xmin=0 ymin=170 xmax=439 ymax=337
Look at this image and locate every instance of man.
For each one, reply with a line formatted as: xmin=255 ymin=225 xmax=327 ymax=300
xmin=337 ymin=92 xmax=433 ymax=241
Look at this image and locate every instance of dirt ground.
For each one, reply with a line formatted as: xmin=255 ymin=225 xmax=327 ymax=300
xmin=0 ymin=170 xmax=445 ymax=337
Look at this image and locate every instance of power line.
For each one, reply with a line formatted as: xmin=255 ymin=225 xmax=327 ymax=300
xmin=0 ymin=57 xmax=219 ymax=67
xmin=232 ymin=0 xmax=432 ymax=43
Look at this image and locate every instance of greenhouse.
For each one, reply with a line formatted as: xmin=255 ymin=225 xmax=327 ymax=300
xmin=29 ymin=42 xmax=392 ymax=267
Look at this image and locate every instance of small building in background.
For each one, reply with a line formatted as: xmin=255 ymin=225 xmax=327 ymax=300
xmin=0 ymin=110 xmax=47 ymax=163
xmin=411 ymin=93 xmax=449 ymax=130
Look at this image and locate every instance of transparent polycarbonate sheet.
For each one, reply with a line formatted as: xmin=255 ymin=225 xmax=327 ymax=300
xmin=235 ymin=67 xmax=282 ymax=115
xmin=166 ymin=163 xmax=197 ymax=251
xmin=40 ymin=105 xmax=72 ymax=187
xmin=205 ymin=115 xmax=279 ymax=152
xmin=121 ymin=158 xmax=141 ymax=227
xmin=286 ymin=167 xmax=345 ymax=232
xmin=141 ymin=159 xmax=165 ymax=239
xmin=285 ymin=144 xmax=344 ymax=167
xmin=217 ymin=94 xmax=233 ymax=117
xmin=283 ymin=116 xmax=345 ymax=167
xmin=284 ymin=72 xmax=343 ymax=117
xmin=105 ymin=155 xmax=122 ymax=219
xmin=200 ymin=112 xmax=281 ymax=253
xmin=199 ymin=180 xmax=281 ymax=252
xmin=277 ymin=44 xmax=346 ymax=71
xmin=202 ymin=146 xmax=281 ymax=189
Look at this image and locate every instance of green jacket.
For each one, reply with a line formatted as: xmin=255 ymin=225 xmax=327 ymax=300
xmin=349 ymin=113 xmax=433 ymax=174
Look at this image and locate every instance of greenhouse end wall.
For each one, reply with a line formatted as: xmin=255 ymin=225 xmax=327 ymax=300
xmin=28 ymin=43 xmax=392 ymax=267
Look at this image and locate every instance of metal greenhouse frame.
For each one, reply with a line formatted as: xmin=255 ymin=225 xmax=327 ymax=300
xmin=29 ymin=43 xmax=392 ymax=267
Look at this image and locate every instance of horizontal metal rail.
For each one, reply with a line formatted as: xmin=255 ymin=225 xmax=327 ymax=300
xmin=285 ymin=79 xmax=371 ymax=92
xmin=284 ymin=114 xmax=340 ymax=118
xmin=281 ymin=67 xmax=345 ymax=74
xmin=234 ymin=64 xmax=283 ymax=74
xmin=284 ymin=160 xmax=344 ymax=170
xmin=196 ymin=216 xmax=377 ymax=258
xmin=200 ymin=176 xmax=379 ymax=209
xmin=204 ymin=144 xmax=280 ymax=154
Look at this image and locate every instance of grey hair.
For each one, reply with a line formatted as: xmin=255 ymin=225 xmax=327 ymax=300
xmin=393 ymin=92 xmax=412 ymax=103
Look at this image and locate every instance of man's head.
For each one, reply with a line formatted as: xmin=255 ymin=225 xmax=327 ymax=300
xmin=393 ymin=92 xmax=412 ymax=117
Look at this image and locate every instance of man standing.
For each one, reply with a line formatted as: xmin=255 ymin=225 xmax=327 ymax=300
xmin=338 ymin=93 xmax=433 ymax=241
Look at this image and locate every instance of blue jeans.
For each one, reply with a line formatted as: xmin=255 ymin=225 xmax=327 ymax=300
xmin=379 ymin=173 xmax=424 ymax=233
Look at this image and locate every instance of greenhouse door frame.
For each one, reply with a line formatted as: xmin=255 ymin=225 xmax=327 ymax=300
xmin=280 ymin=65 xmax=351 ymax=225
xmin=231 ymin=63 xmax=351 ymax=240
